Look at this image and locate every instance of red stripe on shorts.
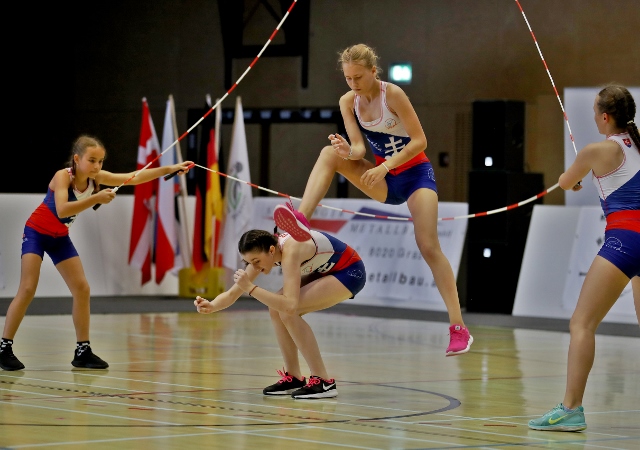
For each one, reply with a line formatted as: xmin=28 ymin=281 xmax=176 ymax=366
xmin=605 ymin=210 xmax=640 ymax=233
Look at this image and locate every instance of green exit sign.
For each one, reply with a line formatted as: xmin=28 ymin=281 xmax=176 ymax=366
xmin=388 ymin=62 xmax=412 ymax=84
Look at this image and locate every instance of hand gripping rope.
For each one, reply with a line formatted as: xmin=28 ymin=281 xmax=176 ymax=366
xmin=94 ymin=0 xmax=299 ymax=210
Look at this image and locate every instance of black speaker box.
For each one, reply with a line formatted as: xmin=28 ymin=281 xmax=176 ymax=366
xmin=467 ymin=171 xmax=544 ymax=244
xmin=472 ymin=100 xmax=525 ymax=172
xmin=465 ymin=241 xmax=525 ymax=314
xmin=465 ymin=170 xmax=544 ymax=314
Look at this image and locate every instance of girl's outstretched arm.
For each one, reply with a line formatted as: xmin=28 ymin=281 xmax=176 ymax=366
xmin=96 ymin=161 xmax=194 ymax=187
xmin=559 ymin=143 xmax=599 ymax=190
xmin=52 ymin=169 xmax=116 ymax=217
xmin=195 ymin=263 xmax=262 ymax=314
xmin=194 ymin=293 xmax=236 ymax=314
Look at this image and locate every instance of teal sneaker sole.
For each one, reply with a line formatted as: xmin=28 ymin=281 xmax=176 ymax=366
xmin=528 ymin=423 xmax=587 ymax=432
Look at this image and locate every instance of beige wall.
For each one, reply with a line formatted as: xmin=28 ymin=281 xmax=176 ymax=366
xmin=67 ymin=0 xmax=639 ymax=203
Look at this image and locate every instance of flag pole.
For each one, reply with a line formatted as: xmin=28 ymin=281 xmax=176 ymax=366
xmin=206 ymin=94 xmax=215 ymax=269
xmin=209 ymin=97 xmax=222 ymax=267
xmin=170 ymin=94 xmax=192 ymax=267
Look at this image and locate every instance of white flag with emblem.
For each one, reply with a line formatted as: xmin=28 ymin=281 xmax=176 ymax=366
xmin=220 ymin=96 xmax=254 ymax=270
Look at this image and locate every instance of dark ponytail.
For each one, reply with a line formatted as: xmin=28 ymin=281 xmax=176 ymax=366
xmin=626 ymin=120 xmax=640 ymax=152
xmin=597 ymin=85 xmax=639 ymax=150
xmin=238 ymin=230 xmax=278 ymax=254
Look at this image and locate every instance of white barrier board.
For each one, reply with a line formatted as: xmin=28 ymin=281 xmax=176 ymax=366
xmin=0 ymin=194 xmax=188 ymax=299
xmin=513 ymin=205 xmax=636 ymax=324
xmin=562 ymin=207 xmax=635 ymax=317
xmin=0 ymin=194 xmax=468 ymax=313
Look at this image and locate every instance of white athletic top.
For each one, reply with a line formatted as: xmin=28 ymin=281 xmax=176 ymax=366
xmin=592 ymin=133 xmax=640 ymax=215
xmin=355 ymin=81 xmax=410 ymax=138
xmin=354 ymin=81 xmax=429 ymax=172
xmin=277 ymin=230 xmax=358 ymax=275
xmin=68 ymin=168 xmax=96 ymax=201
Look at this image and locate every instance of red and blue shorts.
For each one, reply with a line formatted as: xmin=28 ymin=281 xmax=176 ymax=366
xmin=384 ymin=161 xmax=437 ymax=205
xmin=21 ymin=225 xmax=79 ymax=265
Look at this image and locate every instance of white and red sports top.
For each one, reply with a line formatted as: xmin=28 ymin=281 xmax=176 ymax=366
xmin=592 ymin=133 xmax=640 ymax=232
xmin=278 ymin=230 xmax=361 ymax=275
xmin=354 ymin=81 xmax=428 ymax=174
xmin=26 ymin=168 xmax=95 ymax=237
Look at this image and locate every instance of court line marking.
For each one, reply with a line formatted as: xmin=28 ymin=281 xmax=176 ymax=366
xmin=4 ymin=426 xmax=382 ymax=450
xmin=383 ymin=414 xmax=640 ymax=449
xmin=6 ymin=316 xmax=640 ymax=446
xmin=3 ymin=383 xmax=639 ymax=448
xmin=6 ymin=373 xmax=441 ymax=417
xmin=0 ymin=393 xmax=383 ymax=450
xmin=1 ymin=393 xmax=446 ymax=449
xmin=0 ymin=395 xmax=535 ymax=450
xmin=2 ymin=378 xmax=539 ymax=449
xmin=2 ymin=375 xmax=443 ymax=421
xmin=5 ymin=384 xmax=627 ymax=450
xmin=4 ymin=373 xmax=640 ymax=430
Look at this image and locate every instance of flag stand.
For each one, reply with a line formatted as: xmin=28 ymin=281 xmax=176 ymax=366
xmin=178 ymin=267 xmax=225 ymax=298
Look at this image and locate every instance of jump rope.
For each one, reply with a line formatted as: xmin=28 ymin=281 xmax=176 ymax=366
xmin=92 ymin=0 xmax=299 ymax=210
xmin=101 ymin=0 xmax=578 ymax=222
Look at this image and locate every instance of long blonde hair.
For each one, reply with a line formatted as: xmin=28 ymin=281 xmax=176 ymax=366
xmin=338 ymin=44 xmax=381 ymax=80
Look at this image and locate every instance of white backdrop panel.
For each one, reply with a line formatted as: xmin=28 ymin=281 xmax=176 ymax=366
xmin=0 ymin=195 xmax=467 ymax=313
xmin=0 ymin=194 xmax=190 ymax=299
xmin=562 ymin=207 xmax=635 ymax=316
xmin=513 ymin=205 xmax=636 ymax=324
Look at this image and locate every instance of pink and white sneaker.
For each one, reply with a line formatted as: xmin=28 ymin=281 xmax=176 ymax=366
xmin=274 ymin=202 xmax=312 ymax=242
xmin=446 ymin=325 xmax=473 ymax=356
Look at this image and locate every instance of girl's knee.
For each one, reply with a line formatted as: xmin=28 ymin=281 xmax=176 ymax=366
xmin=269 ymin=308 xmax=297 ymax=322
xmin=269 ymin=308 xmax=281 ymax=320
xmin=17 ymin=286 xmax=38 ymax=302
xmin=569 ymin=315 xmax=598 ymax=335
xmin=278 ymin=311 xmax=301 ymax=325
xmin=415 ymin=238 xmax=441 ymax=263
xmin=318 ymin=146 xmax=339 ymax=164
xmin=72 ymin=282 xmax=91 ymax=299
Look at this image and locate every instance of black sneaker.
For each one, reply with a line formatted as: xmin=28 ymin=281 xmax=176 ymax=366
xmin=0 ymin=346 xmax=25 ymax=371
xmin=71 ymin=346 xmax=109 ymax=369
xmin=263 ymin=369 xmax=306 ymax=395
xmin=291 ymin=375 xmax=338 ymax=399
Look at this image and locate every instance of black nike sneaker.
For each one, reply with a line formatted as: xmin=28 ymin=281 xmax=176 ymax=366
xmin=291 ymin=375 xmax=337 ymax=399
xmin=263 ymin=369 xmax=306 ymax=395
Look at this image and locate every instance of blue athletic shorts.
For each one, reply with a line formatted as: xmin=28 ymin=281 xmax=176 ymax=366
xmin=331 ymin=259 xmax=366 ymax=297
xmin=21 ymin=225 xmax=79 ymax=265
xmin=597 ymin=228 xmax=640 ymax=278
xmin=384 ymin=161 xmax=438 ymax=205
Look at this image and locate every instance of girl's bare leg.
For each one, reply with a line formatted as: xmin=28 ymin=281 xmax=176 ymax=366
xmin=2 ymin=254 xmax=43 ymax=339
xmin=277 ymin=275 xmax=353 ymax=379
xmin=56 ymin=256 xmax=91 ymax=341
xmin=268 ymin=307 xmax=302 ymax=379
xmin=407 ymin=188 xmax=464 ymax=326
xmin=298 ymin=146 xmax=386 ymax=218
xmin=563 ymin=256 xmax=629 ymax=409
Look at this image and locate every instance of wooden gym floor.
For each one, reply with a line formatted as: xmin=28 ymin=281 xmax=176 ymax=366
xmin=0 ymin=297 xmax=638 ymax=449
